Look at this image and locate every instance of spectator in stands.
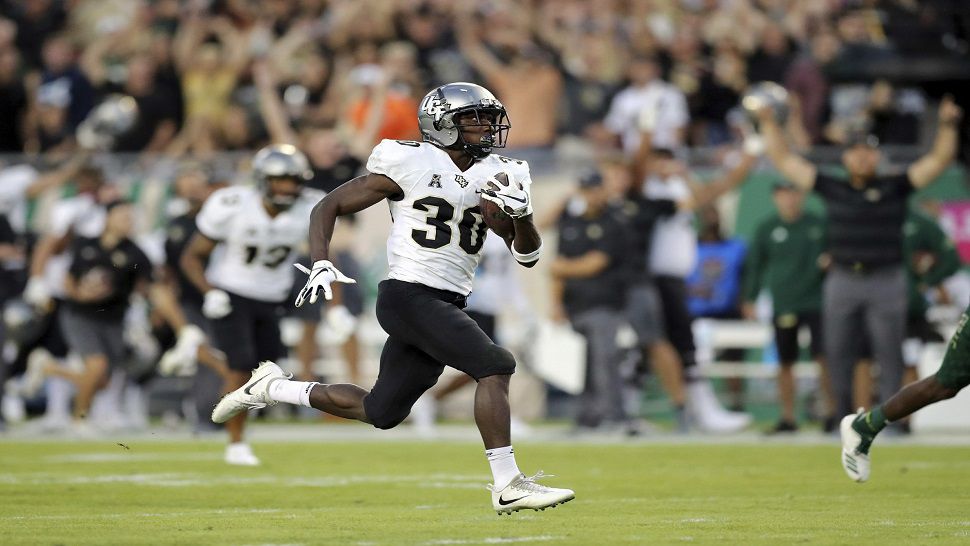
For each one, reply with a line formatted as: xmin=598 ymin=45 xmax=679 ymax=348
xmin=0 ymin=43 xmax=27 ymax=152
xmin=605 ymin=54 xmax=688 ymax=158
xmin=172 ymin=13 xmax=250 ymax=152
xmin=36 ymin=33 xmax=94 ymax=131
xmin=693 ymin=45 xmax=748 ymax=146
xmin=5 ymin=0 xmax=66 ymax=69
xmin=26 ymin=78 xmax=74 ymax=156
xmin=757 ymin=96 xmax=963 ymax=419
xmin=746 ymin=22 xmax=794 ymax=85
xmin=742 ymin=180 xmax=831 ymax=433
xmin=105 ymin=55 xmax=180 ymax=153
xmin=549 ymin=171 xmax=630 ymax=432
xmin=457 ymin=8 xmax=563 ymax=154
xmin=396 ymin=2 xmax=471 ymax=87
xmin=785 ymin=28 xmax=841 ymax=144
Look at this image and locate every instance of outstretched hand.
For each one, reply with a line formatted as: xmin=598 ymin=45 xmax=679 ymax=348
xmin=294 ymin=260 xmax=356 ymax=306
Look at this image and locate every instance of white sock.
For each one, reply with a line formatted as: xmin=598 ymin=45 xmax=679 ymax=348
xmin=486 ymin=446 xmax=521 ymax=489
xmin=268 ymin=379 xmax=317 ymax=408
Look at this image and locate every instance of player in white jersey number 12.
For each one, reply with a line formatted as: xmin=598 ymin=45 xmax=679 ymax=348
xmin=212 ymin=82 xmax=574 ymax=514
xmin=184 ymin=144 xmax=322 ymax=466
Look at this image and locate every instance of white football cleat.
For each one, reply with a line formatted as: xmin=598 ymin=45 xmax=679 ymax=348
xmin=158 ymin=325 xmax=205 ymax=376
xmin=489 ymin=471 xmax=575 ymax=515
xmin=840 ymin=412 xmax=871 ymax=483
xmin=211 ymin=361 xmax=290 ymax=424
xmin=225 ymin=442 xmax=260 ymax=466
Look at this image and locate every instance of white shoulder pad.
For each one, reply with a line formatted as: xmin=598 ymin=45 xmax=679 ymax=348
xmin=196 ymin=186 xmax=252 ymax=241
xmin=365 ymin=139 xmax=426 ymax=193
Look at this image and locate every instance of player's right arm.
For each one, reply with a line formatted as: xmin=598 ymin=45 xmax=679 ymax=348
xmin=308 ymin=172 xmax=401 ymax=262
xmin=757 ymin=106 xmax=816 ymax=191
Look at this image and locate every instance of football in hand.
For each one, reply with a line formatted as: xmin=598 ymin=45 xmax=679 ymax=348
xmin=480 ymin=172 xmax=515 ymax=238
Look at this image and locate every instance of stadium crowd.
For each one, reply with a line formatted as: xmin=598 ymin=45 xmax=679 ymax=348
xmin=0 ymin=0 xmax=969 ymax=445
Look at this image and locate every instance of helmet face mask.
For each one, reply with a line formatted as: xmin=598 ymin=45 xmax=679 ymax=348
xmin=252 ymin=144 xmax=312 ymax=211
xmin=418 ymin=83 xmax=510 ymax=159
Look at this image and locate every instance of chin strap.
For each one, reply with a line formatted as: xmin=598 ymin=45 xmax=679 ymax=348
xmin=511 ymin=242 xmax=542 ymax=264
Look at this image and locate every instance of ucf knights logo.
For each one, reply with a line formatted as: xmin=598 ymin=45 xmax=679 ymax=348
xmin=454 ymin=175 xmax=468 ymax=188
xmin=421 ymin=93 xmax=448 ymax=123
xmin=428 ymin=174 xmax=442 ymax=188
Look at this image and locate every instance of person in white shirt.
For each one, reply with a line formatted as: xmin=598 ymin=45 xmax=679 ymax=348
xmin=180 ymin=144 xmax=323 ymax=466
xmin=603 ymin=54 xmax=688 ymax=156
xmin=210 ymin=82 xmax=574 ymax=514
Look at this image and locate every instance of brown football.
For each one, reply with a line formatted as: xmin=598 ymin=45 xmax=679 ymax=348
xmin=480 ymin=194 xmax=515 ymax=238
xmin=480 ymin=172 xmax=515 ymax=237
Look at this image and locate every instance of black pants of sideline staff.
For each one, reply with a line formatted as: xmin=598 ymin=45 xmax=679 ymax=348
xmin=823 ymin=264 xmax=907 ymax=417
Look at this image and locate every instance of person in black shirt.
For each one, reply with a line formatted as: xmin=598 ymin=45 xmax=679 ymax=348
xmin=43 ymin=200 xmax=153 ymax=427
xmin=550 ymin=171 xmax=630 ymax=431
xmin=757 ymin=96 xmax=963 ymax=420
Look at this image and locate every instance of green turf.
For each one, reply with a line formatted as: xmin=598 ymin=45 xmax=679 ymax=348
xmin=1 ymin=438 xmax=969 ymax=545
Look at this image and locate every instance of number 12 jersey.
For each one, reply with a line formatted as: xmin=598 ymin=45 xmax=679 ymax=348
xmin=366 ymin=139 xmax=533 ymax=296
xmin=196 ymin=186 xmax=324 ymax=303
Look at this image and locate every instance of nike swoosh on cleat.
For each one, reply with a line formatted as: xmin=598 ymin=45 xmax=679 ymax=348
xmin=243 ymin=374 xmax=273 ymax=395
xmin=498 ymin=494 xmax=530 ymax=506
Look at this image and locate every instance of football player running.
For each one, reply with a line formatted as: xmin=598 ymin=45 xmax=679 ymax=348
xmin=212 ymin=82 xmax=575 ymax=514
xmin=182 ymin=144 xmax=323 ymax=465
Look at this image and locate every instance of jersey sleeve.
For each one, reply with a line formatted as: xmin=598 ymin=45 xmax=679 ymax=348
xmin=195 ymin=187 xmax=244 ymax=241
xmin=365 ymin=139 xmax=419 ymax=193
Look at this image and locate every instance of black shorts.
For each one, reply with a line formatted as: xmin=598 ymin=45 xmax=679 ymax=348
xmin=10 ymin=300 xmax=69 ymax=376
xmin=653 ymin=275 xmax=696 ymax=367
xmin=773 ymin=311 xmax=823 ymax=364
xmin=465 ymin=310 xmax=496 ymax=342
xmin=363 ymin=280 xmax=516 ymax=430
xmin=208 ymin=291 xmax=286 ymax=372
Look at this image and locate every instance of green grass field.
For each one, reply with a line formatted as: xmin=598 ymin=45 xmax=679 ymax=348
xmin=2 ymin=432 xmax=969 ymax=545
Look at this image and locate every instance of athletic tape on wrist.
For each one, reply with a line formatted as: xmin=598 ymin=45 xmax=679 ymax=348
xmin=512 ymin=242 xmax=542 ymax=264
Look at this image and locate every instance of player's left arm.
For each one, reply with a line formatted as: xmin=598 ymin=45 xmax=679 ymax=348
xmin=908 ymin=96 xmax=962 ymax=189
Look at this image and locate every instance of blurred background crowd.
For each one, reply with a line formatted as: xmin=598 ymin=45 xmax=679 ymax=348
xmin=1 ymin=0 xmax=969 ymax=439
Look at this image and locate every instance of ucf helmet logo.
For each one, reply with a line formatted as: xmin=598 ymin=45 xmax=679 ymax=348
xmin=421 ymin=94 xmax=448 ymax=124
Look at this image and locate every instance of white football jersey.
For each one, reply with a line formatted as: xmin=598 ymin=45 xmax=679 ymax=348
xmin=197 ymin=186 xmax=323 ymax=303
xmin=366 ymin=139 xmax=532 ymax=295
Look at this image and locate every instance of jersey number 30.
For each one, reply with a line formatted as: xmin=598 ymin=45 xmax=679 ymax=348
xmin=411 ymin=196 xmax=487 ymax=254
